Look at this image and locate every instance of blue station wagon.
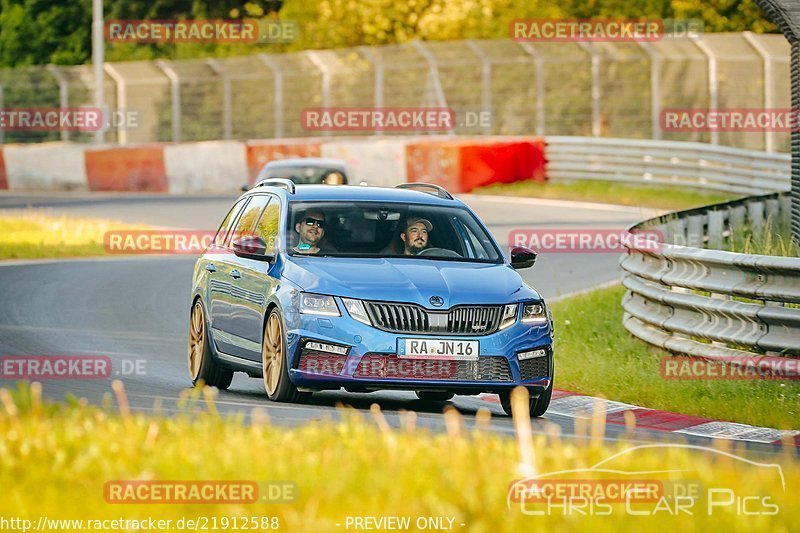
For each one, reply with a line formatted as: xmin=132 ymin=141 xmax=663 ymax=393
xmin=189 ymin=180 xmax=554 ymax=416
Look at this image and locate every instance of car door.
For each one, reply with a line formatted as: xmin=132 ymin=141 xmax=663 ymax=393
xmin=223 ymin=195 xmax=282 ymax=361
xmin=207 ymin=196 xmax=251 ymax=356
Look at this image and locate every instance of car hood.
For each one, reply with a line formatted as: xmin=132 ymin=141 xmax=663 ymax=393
xmin=282 ymin=256 xmax=541 ymax=307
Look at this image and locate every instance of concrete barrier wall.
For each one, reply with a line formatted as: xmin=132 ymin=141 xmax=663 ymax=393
xmin=3 ymin=143 xmax=88 ymax=190
xmin=85 ymin=145 xmax=167 ymax=191
xmin=0 ymin=148 xmax=7 ymax=190
xmin=164 ymin=141 xmax=248 ymax=193
xmin=321 ymin=139 xmax=408 ymax=187
xmin=0 ymin=136 xmax=549 ymax=193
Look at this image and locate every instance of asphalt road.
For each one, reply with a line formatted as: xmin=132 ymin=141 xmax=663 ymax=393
xmin=2 ymin=191 xmax=783 ymax=453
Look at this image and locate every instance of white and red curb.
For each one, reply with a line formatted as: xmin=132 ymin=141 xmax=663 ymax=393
xmin=480 ymin=390 xmax=800 ymax=446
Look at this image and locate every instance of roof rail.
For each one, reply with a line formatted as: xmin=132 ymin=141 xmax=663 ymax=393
xmin=394 ymin=182 xmax=454 ymax=200
xmin=253 ymin=178 xmax=296 ymax=194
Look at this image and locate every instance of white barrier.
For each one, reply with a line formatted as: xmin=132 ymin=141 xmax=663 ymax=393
xmin=3 ymin=143 xmax=88 ymax=190
xmin=321 ymin=139 xmax=408 ymax=187
xmin=163 ymin=141 xmax=248 ymax=193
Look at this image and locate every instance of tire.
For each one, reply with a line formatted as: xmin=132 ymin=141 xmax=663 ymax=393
xmin=500 ymin=382 xmax=552 ymax=418
xmin=262 ymin=308 xmax=310 ymax=403
xmin=188 ymin=300 xmax=233 ymax=390
xmin=415 ymin=391 xmax=455 ymax=402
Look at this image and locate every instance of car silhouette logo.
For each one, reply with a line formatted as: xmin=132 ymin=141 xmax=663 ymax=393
xmin=429 ymin=296 xmax=444 ymax=307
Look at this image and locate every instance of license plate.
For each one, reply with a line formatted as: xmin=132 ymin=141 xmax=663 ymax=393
xmin=399 ymin=339 xmax=479 ymax=361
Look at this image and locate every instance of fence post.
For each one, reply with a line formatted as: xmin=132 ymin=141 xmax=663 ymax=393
xmin=0 ymin=83 xmax=4 ymax=144
xmin=358 ymin=46 xmax=384 ymax=136
xmin=103 ymin=63 xmax=127 ymax=145
xmin=691 ymin=35 xmax=719 ymax=145
xmin=45 ymin=65 xmax=70 ymax=142
xmin=465 ymin=40 xmax=492 ymax=135
xmin=410 ymin=41 xmax=453 ymax=135
xmin=518 ymin=42 xmax=546 ymax=136
xmin=305 ymin=51 xmax=332 ymax=138
xmin=156 ymin=60 xmax=181 ymax=143
xmin=206 ymin=59 xmax=232 ymax=140
xmin=743 ymin=31 xmax=774 ymax=153
xmin=578 ymin=42 xmax=601 ymax=137
xmin=637 ymin=42 xmax=662 ymax=140
xmin=257 ymin=54 xmax=284 ymax=139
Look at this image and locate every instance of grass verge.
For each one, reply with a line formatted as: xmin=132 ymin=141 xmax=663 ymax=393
xmin=0 ymin=382 xmax=796 ymax=531
xmin=0 ymin=211 xmax=147 ymax=260
xmin=473 ymin=179 xmax=736 ymax=211
xmin=552 ymin=285 xmax=800 ymax=429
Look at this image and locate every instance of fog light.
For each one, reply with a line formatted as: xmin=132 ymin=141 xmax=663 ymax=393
xmin=305 ymin=341 xmax=349 ymax=356
xmin=518 ymin=348 xmax=547 ymax=361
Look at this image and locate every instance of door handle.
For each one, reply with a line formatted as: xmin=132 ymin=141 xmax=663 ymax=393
xmin=230 ymin=269 xmax=242 ymax=280
xmin=206 ymin=264 xmax=216 ymax=273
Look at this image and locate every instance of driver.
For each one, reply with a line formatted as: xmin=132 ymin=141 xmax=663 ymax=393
xmin=401 ymin=217 xmax=432 ymax=255
xmin=293 ymin=210 xmax=326 ymax=254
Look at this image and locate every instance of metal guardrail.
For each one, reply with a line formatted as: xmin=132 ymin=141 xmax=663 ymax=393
xmin=620 ymin=191 xmax=800 ymax=360
xmin=547 ymin=136 xmax=792 ymax=195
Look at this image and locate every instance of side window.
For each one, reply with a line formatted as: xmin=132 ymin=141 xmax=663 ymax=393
xmin=231 ymin=195 xmax=271 ymax=241
xmin=214 ymin=198 xmax=249 ymax=247
xmin=253 ymin=198 xmax=281 ymax=254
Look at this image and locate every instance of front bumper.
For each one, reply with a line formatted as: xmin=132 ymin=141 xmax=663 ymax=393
xmin=284 ymin=306 xmax=553 ymax=394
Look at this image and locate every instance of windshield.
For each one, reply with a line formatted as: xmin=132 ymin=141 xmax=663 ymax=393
xmin=286 ymin=201 xmax=502 ymax=263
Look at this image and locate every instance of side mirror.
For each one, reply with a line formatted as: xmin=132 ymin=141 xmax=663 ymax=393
xmin=232 ymin=235 xmax=273 ymax=261
xmin=240 ymin=183 xmax=250 ymax=192
xmin=510 ymin=246 xmax=537 ymax=269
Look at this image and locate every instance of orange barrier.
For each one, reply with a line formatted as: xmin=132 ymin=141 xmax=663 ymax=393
xmin=245 ymin=139 xmax=322 ymax=185
xmin=0 ymin=148 xmax=6 ymax=189
xmin=405 ymin=138 xmax=547 ymax=193
xmin=85 ymin=146 xmax=167 ymax=191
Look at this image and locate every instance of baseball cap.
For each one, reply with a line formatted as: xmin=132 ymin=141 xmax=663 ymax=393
xmin=405 ymin=217 xmax=433 ymax=231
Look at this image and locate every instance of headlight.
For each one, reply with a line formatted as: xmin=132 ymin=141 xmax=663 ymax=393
xmin=342 ymin=298 xmax=371 ymax=325
xmin=299 ymin=293 xmax=340 ymax=316
xmin=498 ymin=303 xmax=517 ymax=330
xmin=522 ymin=302 xmax=548 ymax=323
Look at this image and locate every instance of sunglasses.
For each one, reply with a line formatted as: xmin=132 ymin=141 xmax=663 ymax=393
xmin=303 ymin=217 xmax=326 ymax=228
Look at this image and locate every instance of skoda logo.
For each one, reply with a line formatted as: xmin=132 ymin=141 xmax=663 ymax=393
xmin=429 ymin=296 xmax=444 ymax=307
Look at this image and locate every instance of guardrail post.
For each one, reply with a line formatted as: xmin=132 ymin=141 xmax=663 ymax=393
xmin=305 ymin=51 xmax=332 ymax=138
xmin=578 ymin=42 xmax=601 ymax=137
xmin=206 ymin=59 xmax=232 ymax=140
xmin=687 ymin=214 xmax=705 ymax=248
xmin=637 ymin=42 xmax=662 ymax=140
xmin=465 ymin=40 xmax=493 ymax=136
xmin=517 ymin=42 xmax=546 ymax=136
xmin=156 ymin=60 xmax=181 ymax=143
xmin=358 ymin=46 xmax=384 ymax=136
xmin=46 ymin=65 xmax=70 ymax=142
xmin=103 ymin=63 xmax=127 ymax=145
xmin=691 ymin=36 xmax=720 ymax=145
xmin=257 ymin=54 xmax=284 ymax=139
xmin=707 ymin=210 xmax=724 ymax=249
xmin=747 ymin=201 xmax=765 ymax=235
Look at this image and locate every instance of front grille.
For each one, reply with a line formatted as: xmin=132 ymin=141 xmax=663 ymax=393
xmin=519 ymin=355 xmax=550 ymax=381
xmin=365 ymin=301 xmax=503 ymax=335
xmin=355 ymin=355 xmax=512 ymax=382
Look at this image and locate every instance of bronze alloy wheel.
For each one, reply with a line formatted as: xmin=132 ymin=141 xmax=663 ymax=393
xmin=187 ymin=299 xmax=233 ymax=389
xmin=262 ymin=312 xmax=283 ymax=396
xmin=188 ymin=301 xmax=205 ymax=381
